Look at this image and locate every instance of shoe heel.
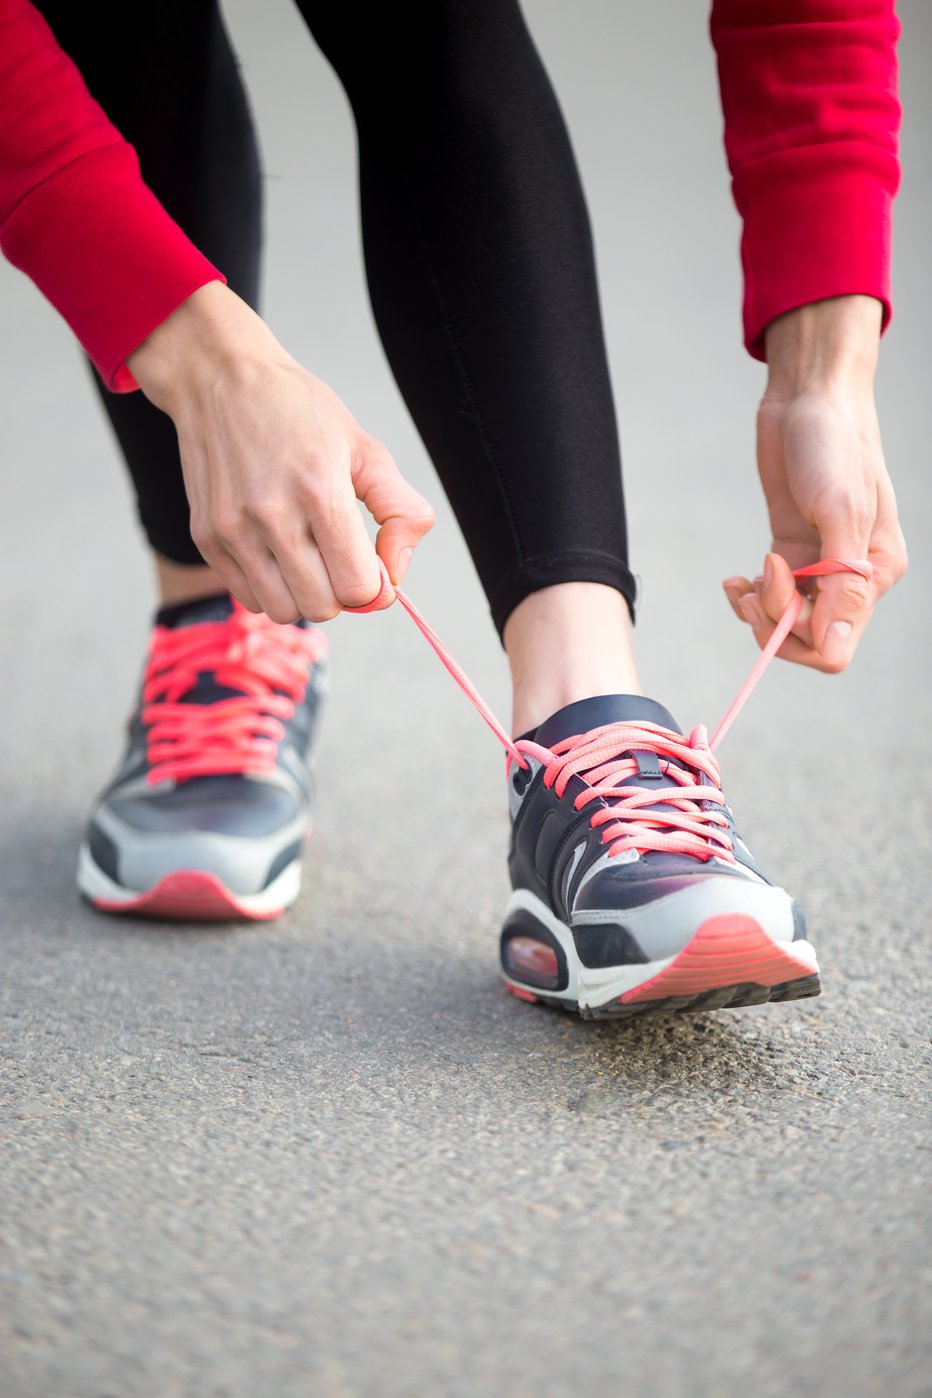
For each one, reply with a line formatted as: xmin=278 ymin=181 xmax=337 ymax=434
xmin=500 ymin=895 xmax=573 ymax=995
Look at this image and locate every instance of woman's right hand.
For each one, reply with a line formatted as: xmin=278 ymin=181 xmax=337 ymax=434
xmin=127 ymin=282 xmax=436 ymax=622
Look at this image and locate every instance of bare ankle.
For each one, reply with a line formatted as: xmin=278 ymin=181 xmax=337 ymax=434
xmin=154 ymin=553 xmax=228 ymax=607
xmin=503 ymin=582 xmax=641 ymax=736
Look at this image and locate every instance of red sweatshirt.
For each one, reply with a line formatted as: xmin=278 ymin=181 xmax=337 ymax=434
xmin=0 ymin=0 xmax=900 ymax=389
xmin=0 ymin=0 xmax=223 ymax=391
xmin=711 ymin=0 xmax=901 ymax=358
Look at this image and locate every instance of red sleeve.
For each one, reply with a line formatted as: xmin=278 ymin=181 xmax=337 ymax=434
xmin=0 ymin=0 xmax=225 ymax=391
xmin=710 ymin=0 xmax=901 ymax=361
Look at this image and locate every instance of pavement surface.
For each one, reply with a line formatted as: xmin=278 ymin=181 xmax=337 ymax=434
xmin=2 ymin=3 xmax=930 ymax=1395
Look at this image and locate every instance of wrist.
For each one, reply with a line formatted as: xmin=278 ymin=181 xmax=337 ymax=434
xmin=764 ymin=295 xmax=881 ymax=399
xmin=127 ymin=282 xmax=283 ymax=412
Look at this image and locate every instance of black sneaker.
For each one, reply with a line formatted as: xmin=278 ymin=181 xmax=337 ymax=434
xmin=77 ymin=595 xmax=328 ymax=920
xmin=501 ymin=695 xmax=819 ymax=1017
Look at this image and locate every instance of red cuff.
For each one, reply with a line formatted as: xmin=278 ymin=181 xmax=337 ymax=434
xmin=736 ymin=142 xmax=898 ymax=361
xmin=0 ymin=142 xmax=224 ymax=390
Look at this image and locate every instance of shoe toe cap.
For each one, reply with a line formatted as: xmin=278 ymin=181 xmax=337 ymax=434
xmin=108 ymin=775 xmax=300 ymax=837
xmin=571 ymin=870 xmax=797 ymax=966
xmin=87 ymin=776 xmax=306 ymax=897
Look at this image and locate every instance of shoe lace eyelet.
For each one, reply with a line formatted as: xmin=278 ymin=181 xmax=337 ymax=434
xmin=512 ymin=766 xmax=532 ymax=796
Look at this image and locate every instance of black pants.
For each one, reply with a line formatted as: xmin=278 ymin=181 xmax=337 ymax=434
xmin=37 ymin=0 xmax=635 ymax=635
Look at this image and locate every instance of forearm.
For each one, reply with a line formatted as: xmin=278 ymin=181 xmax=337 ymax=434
xmin=128 ymin=282 xmax=290 ymax=413
xmin=0 ymin=0 xmax=223 ymax=390
xmin=710 ymin=0 xmax=901 ymax=361
xmin=764 ymin=295 xmax=881 ymax=398
xmin=127 ymin=280 xmax=434 ymax=622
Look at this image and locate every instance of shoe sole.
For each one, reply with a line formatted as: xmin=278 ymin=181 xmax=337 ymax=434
xmin=501 ymin=889 xmax=820 ymax=1019
xmin=77 ymin=844 xmax=300 ymax=922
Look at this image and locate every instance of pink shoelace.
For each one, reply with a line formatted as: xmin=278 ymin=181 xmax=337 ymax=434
xmin=143 ymin=607 xmax=328 ymax=785
xmin=351 ymin=558 xmax=871 ymax=865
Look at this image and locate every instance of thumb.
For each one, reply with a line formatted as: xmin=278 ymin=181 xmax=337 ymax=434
xmin=806 ymin=528 xmax=875 ymax=672
xmin=353 ymin=441 xmax=436 ymax=587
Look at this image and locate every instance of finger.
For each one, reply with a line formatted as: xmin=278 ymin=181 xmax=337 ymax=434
xmin=353 ymin=440 xmax=436 ymax=584
xmin=870 ymin=476 xmax=909 ymax=593
xmin=215 ymin=557 xmax=263 ymax=614
xmin=230 ymin=541 xmax=304 ymax=624
xmin=299 ymin=475 xmax=384 ymax=610
xmin=341 ymin=559 xmax=396 ymax=614
xmin=739 ymin=592 xmax=767 ymax=634
xmin=190 ymin=480 xmax=300 ymax=620
xmin=740 ymin=581 xmax=874 ymax=672
xmin=806 ymin=520 xmax=875 ymax=670
xmin=723 ymin=576 xmax=754 ymax=624
xmin=273 ymin=535 xmax=343 ymax=623
xmin=726 ymin=563 xmax=871 ymax=673
xmin=759 ymin=551 xmax=814 ymax=645
xmin=188 ymin=529 xmax=263 ymax=613
xmin=812 ymin=578 xmax=873 ymax=670
xmin=737 ymin=590 xmax=839 ymax=670
xmin=725 ymin=564 xmax=815 ymax=648
xmin=759 ymin=552 xmax=798 ymax=621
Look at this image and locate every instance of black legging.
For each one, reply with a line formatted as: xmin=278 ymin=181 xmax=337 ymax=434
xmin=36 ymin=0 xmax=635 ymax=635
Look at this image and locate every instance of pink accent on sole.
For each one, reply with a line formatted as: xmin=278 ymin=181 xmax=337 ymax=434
xmin=505 ymin=983 xmax=541 ymax=1004
xmin=91 ymin=870 xmax=284 ymax=922
xmin=620 ymin=914 xmax=815 ymax=1005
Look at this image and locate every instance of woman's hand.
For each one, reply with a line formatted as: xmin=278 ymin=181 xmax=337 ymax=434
xmin=128 ymin=282 xmax=436 ymax=623
xmin=722 ymin=296 xmax=907 ymax=672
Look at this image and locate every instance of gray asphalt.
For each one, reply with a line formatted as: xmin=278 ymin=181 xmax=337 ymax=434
xmin=2 ymin=3 xmax=930 ymax=1395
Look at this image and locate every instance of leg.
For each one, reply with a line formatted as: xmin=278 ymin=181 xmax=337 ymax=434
xmin=33 ymin=0 xmax=263 ymax=599
xmin=300 ymin=2 xmax=813 ymax=1018
xmin=35 ymin=3 xmax=328 ymax=921
xmin=297 ymin=0 xmax=640 ymax=730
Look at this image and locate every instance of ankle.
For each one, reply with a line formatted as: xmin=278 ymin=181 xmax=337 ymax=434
xmin=503 ymin=583 xmax=641 ymax=736
xmin=154 ymin=553 xmax=229 ymax=608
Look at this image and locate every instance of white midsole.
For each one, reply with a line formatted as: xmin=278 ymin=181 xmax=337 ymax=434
xmin=502 ymin=887 xmax=819 ymax=1011
xmin=76 ymin=844 xmax=302 ymax=915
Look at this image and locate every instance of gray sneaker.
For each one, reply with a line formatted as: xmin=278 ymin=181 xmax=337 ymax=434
xmin=77 ymin=594 xmax=328 ymax=920
xmin=501 ymin=695 xmax=819 ymax=1018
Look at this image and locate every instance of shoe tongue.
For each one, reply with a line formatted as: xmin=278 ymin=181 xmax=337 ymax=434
xmin=533 ymin=697 xmax=706 ymax=844
xmin=155 ymin=594 xmax=234 ymax=630
xmin=153 ymin=594 xmax=243 ymax=705
xmin=531 ymin=694 xmax=682 ymax=750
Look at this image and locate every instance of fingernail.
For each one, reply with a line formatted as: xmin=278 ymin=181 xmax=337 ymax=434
xmin=764 ymin=554 xmax=774 ymax=590
xmin=823 ymin=620 xmax=853 ymax=666
xmin=392 ymin=547 xmax=413 ymax=585
xmin=740 ymin=594 xmax=764 ymax=629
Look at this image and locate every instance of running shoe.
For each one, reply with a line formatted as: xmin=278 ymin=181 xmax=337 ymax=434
xmin=501 ymin=694 xmax=820 ymax=1018
xmin=77 ymin=594 xmax=328 ymax=921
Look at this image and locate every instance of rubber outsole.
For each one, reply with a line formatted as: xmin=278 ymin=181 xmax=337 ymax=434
xmin=505 ymin=972 xmax=821 ymax=1019
xmin=77 ymin=843 xmax=302 ymax=923
xmin=86 ymin=869 xmax=287 ymax=921
xmin=503 ymin=911 xmax=821 ymax=1019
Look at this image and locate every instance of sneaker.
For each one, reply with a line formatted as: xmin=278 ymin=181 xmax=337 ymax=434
xmin=77 ymin=594 xmax=328 ymax=921
xmin=501 ymin=695 xmax=820 ymax=1018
